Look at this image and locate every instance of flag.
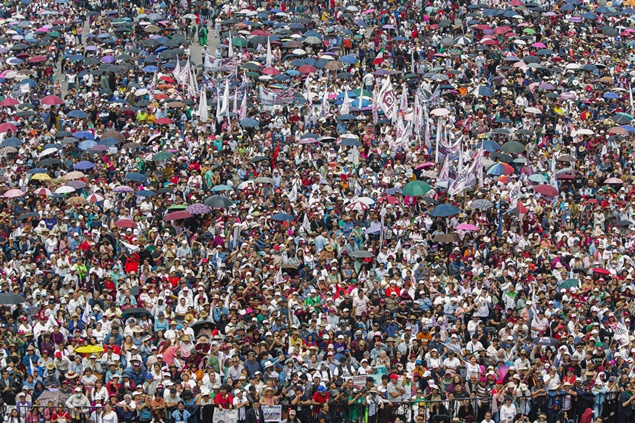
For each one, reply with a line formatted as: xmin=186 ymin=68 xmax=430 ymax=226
xmin=372 ymin=84 xmax=378 ymax=123
xmin=435 ymin=117 xmax=443 ymax=163
xmin=228 ymin=31 xmax=234 ymax=57
xmin=319 ymin=85 xmax=329 ymax=118
xmin=239 ymin=91 xmax=247 ymax=120
xmin=400 ymin=83 xmax=408 ymax=111
xmin=457 ymin=141 xmax=464 ymax=174
xmin=274 ymin=267 xmax=284 ymax=285
xmin=215 ymin=85 xmax=222 ymax=121
xmin=340 ymin=90 xmax=350 ymax=115
xmin=172 ymin=60 xmax=182 ymax=83
xmin=148 ymin=72 xmax=157 ymax=99
xmin=439 ymin=154 xmax=450 ymax=180
xmin=266 ymin=37 xmax=272 ymax=68
xmin=198 ymin=88 xmax=208 ymax=122
xmin=377 ymin=78 xmax=398 ymax=122
xmin=189 ymin=65 xmax=198 ymax=95
xmin=81 ymin=303 xmax=92 ymax=325
xmin=233 ymin=91 xmax=238 ymax=114
xmin=550 ymin=156 xmax=559 ymax=190
xmin=509 ymin=183 xmax=521 ymax=210
xmin=303 ymin=213 xmax=311 ymax=233
xmin=356 ymin=85 xmax=364 ymax=109
xmin=179 ymin=60 xmax=191 ymax=86
xmin=220 ymin=78 xmax=230 ymax=115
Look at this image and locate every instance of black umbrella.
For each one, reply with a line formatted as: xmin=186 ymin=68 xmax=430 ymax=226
xmin=349 ymin=250 xmax=374 ymax=259
xmin=121 ymin=307 xmax=153 ymax=319
xmin=0 ymin=293 xmax=26 ymax=305
xmin=191 ymin=319 xmax=216 ymax=336
xmin=18 ymin=212 xmax=39 ymax=220
xmin=204 ymin=195 xmax=233 ymax=208
xmin=250 ymin=156 xmax=269 ymax=163
xmin=532 ymin=337 xmax=560 ymax=347
xmin=36 ymin=158 xmax=61 ymax=167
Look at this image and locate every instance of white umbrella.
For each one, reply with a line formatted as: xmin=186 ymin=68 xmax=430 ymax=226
xmin=431 ymin=108 xmax=450 ymax=116
xmin=292 ymin=49 xmax=307 ymax=55
xmin=577 ymin=128 xmax=594 ymax=135
xmin=354 ymin=197 xmax=375 ymax=205
xmin=346 ymin=201 xmax=369 ymax=211
xmin=39 ymin=147 xmax=58 ymax=157
xmin=55 ymin=186 xmax=76 ymax=194
xmin=525 ymin=107 xmax=542 ymax=114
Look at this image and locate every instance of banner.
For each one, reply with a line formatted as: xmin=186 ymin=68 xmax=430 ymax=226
xmin=207 ymin=56 xmax=241 ymax=73
xmin=344 ymin=375 xmax=368 ymax=388
xmin=262 ymin=405 xmax=282 ymax=422
xmin=259 ymin=86 xmax=295 ymax=106
xmin=377 ymin=78 xmax=397 ymax=122
xmin=213 ymin=409 xmax=238 ymax=423
xmin=372 ymin=365 xmax=387 ymax=386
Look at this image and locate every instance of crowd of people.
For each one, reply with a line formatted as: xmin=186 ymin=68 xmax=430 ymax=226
xmin=0 ymin=0 xmax=635 ymax=423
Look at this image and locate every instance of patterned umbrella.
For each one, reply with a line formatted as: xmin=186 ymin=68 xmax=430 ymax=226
xmin=470 ymin=199 xmax=494 ymax=210
xmin=186 ymin=203 xmax=212 ymax=215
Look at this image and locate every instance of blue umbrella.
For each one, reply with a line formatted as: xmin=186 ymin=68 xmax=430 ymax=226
xmin=338 ymin=114 xmax=357 ymax=121
xmin=475 ymin=86 xmax=494 ymax=96
xmin=69 ymin=54 xmax=85 ymax=62
xmin=430 ymin=204 xmax=461 ymax=217
xmin=622 ymin=125 xmax=635 ymax=132
xmin=583 ymin=12 xmax=598 ymax=19
xmin=603 ymin=92 xmax=620 ymax=99
xmin=340 ymin=55 xmax=359 ymax=64
xmin=475 ymin=140 xmax=501 ymax=151
xmin=271 ymin=213 xmax=295 ymax=221
xmin=136 ymin=190 xmax=156 ymax=197
xmin=27 ymin=168 xmax=47 ymax=174
xmin=340 ymin=138 xmax=361 ymax=147
xmin=143 ymin=65 xmax=158 ymax=72
xmin=126 ymin=172 xmax=147 ymax=183
xmin=99 ymin=137 xmax=120 ymax=146
xmin=0 ymin=138 xmax=22 ymax=147
xmin=211 ymin=184 xmax=234 ymax=192
xmin=240 ymin=118 xmax=260 ymax=128
xmin=74 ymin=161 xmax=95 ymax=170
xmin=19 ymin=79 xmax=37 ymax=87
xmin=43 ymin=143 xmax=62 ymax=150
xmin=74 ymin=131 xmax=95 ymax=140
xmin=68 ymin=110 xmax=88 ymax=118
xmin=78 ymin=141 xmax=97 ymax=150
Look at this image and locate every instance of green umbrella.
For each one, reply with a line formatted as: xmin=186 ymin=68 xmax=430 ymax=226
xmin=241 ymin=62 xmax=262 ymax=71
xmin=245 ymin=71 xmax=259 ymax=77
xmin=402 ymin=180 xmax=432 ymax=197
xmin=500 ymin=141 xmax=525 ymax=153
xmin=232 ymin=38 xmax=248 ymax=47
xmin=352 ymin=88 xmax=371 ymax=97
xmin=523 ymin=28 xmax=536 ymax=34
xmin=152 ymin=151 xmax=174 ymax=161
xmin=558 ymin=279 xmax=579 ymax=289
xmin=49 ymin=31 xmax=61 ymax=38
xmin=168 ymin=205 xmax=188 ymax=210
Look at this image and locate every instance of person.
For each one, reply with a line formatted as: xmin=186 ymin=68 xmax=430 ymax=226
xmin=171 ymin=401 xmax=191 ymax=423
xmin=198 ymin=25 xmax=208 ymax=47
xmin=618 ymin=384 xmax=635 ymax=423
xmin=500 ymin=397 xmax=518 ymax=423
xmin=4 ymin=409 xmax=23 ymax=423
xmin=65 ymin=387 xmax=91 ymax=423
xmin=245 ymin=400 xmax=265 ymax=423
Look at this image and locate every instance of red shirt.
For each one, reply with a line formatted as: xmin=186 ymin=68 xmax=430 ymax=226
xmin=312 ymin=391 xmax=329 ymax=412
xmin=214 ymin=393 xmax=233 ymax=409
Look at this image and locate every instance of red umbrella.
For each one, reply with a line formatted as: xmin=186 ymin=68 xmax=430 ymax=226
xmin=41 ymin=95 xmax=64 ymax=105
xmin=154 ymin=94 xmax=169 ymax=100
xmin=534 ymin=184 xmax=559 ymax=197
xmin=384 ymin=195 xmax=400 ymax=205
xmin=29 ymin=56 xmax=47 ymax=63
xmin=159 ymin=76 xmax=175 ymax=83
xmin=154 ymin=118 xmax=173 ymax=125
xmin=0 ymin=98 xmax=19 ymax=107
xmin=114 ymin=219 xmax=137 ymax=229
xmin=261 ymin=67 xmax=281 ymax=75
xmin=475 ymin=24 xmax=492 ymax=30
xmin=163 ymin=211 xmax=193 ymax=221
xmin=0 ymin=123 xmax=17 ymax=133
xmin=298 ymin=65 xmax=317 ymax=74
xmin=557 ymin=173 xmax=575 ymax=180
xmin=592 ymin=267 xmax=610 ymax=275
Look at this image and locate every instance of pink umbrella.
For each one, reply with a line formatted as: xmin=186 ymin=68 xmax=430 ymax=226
xmin=41 ymin=95 xmax=63 ymax=105
xmin=87 ymin=194 xmax=104 ymax=203
xmin=3 ymin=188 xmax=24 ymax=198
xmin=532 ymin=42 xmax=546 ymax=48
xmin=0 ymin=98 xmax=19 ymax=107
xmin=456 ymin=223 xmax=478 ymax=231
xmin=34 ymin=188 xmax=52 ymax=196
xmin=416 ymin=162 xmax=435 ymax=169
xmin=0 ymin=122 xmax=17 ymax=133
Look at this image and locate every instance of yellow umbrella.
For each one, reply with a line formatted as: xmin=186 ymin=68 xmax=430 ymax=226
xmin=31 ymin=173 xmax=51 ymax=180
xmin=75 ymin=345 xmax=104 ymax=354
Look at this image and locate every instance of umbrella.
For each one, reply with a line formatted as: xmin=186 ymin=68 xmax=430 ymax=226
xmin=240 ymin=118 xmax=260 ymax=128
xmin=470 ymin=199 xmax=494 ymax=210
xmin=114 ymin=219 xmax=137 ymax=229
xmin=605 ymin=177 xmax=623 ymax=184
xmin=532 ymin=337 xmax=560 ymax=347
xmin=36 ymin=390 xmax=71 ymax=406
xmin=41 ymin=95 xmax=64 ymax=105
xmin=152 ymin=151 xmax=174 ymax=161
xmin=121 ymin=307 xmax=153 ymax=318
xmin=75 ymin=345 xmax=105 ymax=354
xmin=349 ymin=250 xmax=374 ymax=259
xmin=402 ymin=180 xmax=432 ymax=196
xmin=3 ymin=188 xmax=24 ymax=198
xmin=249 ymin=156 xmax=268 ymax=164
xmin=186 ymin=204 xmax=212 ymax=215
xmin=456 ymin=223 xmax=478 ymax=231
xmin=430 ymin=204 xmax=461 ymax=217
xmin=125 ymin=172 xmax=147 ymax=183
xmin=0 ymin=293 xmax=25 ymax=304
xmin=487 ymin=163 xmax=515 ymax=176
xmin=191 ymin=319 xmax=216 ymax=335
xmin=592 ymin=267 xmax=610 ymax=275
xmin=534 ymin=184 xmax=559 ymax=196
xmin=558 ymin=279 xmax=580 ymax=289
xmin=204 ymin=195 xmax=233 ymax=208
xmin=163 ymin=211 xmax=193 ymax=221
xmin=211 ymin=185 xmax=233 ymax=192
xmin=271 ymin=213 xmax=295 ymax=221
xmin=74 ymin=161 xmax=95 ymax=170
xmin=500 ymin=141 xmax=525 ymax=153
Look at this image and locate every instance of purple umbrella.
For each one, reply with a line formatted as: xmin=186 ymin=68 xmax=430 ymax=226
xmin=66 ymin=180 xmax=87 ymax=189
xmin=374 ymin=69 xmax=389 ymax=76
xmin=113 ymin=186 xmax=134 ymax=193
xmin=90 ymin=145 xmax=109 ymax=151
xmin=539 ymin=83 xmax=555 ymax=90
xmin=300 ymin=138 xmax=319 ymax=144
xmin=186 ymin=203 xmax=212 ymax=215
xmin=101 ymin=55 xmax=115 ymax=63
xmin=85 ymin=46 xmax=98 ymax=51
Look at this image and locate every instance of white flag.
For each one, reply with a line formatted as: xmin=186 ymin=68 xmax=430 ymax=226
xmin=216 ymin=86 xmax=222 ymax=121
xmin=81 ymin=303 xmax=92 ymax=325
xmin=319 ymin=85 xmax=329 ymax=118
xmin=228 ymin=31 xmax=234 ymax=57
xmin=172 ymin=60 xmax=181 ymax=83
xmin=377 ymin=78 xmax=398 ymax=122
xmin=302 ymin=213 xmax=311 ymax=233
xmin=266 ymin=37 xmax=272 ymax=68
xmin=198 ymin=88 xmax=208 ymax=122
xmin=179 ymin=60 xmax=191 ymax=86
xmin=233 ymin=91 xmax=238 ymax=114
xmin=340 ymin=90 xmax=350 ymax=115
xmin=220 ymin=78 xmax=230 ymax=116
xmin=239 ymin=91 xmax=247 ymax=120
